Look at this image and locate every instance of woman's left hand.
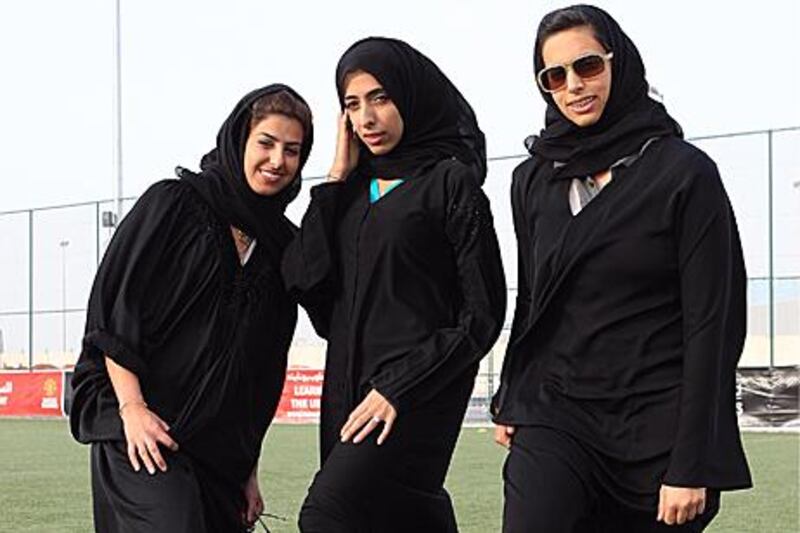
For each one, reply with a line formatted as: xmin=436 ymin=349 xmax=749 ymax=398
xmin=657 ymin=485 xmax=706 ymax=525
xmin=340 ymin=389 xmax=397 ymax=445
xmin=242 ymin=467 xmax=264 ymax=528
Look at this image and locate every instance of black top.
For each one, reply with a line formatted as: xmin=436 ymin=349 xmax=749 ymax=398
xmin=70 ymin=179 xmax=297 ymax=485
xmin=70 ymin=83 xmax=311 ymax=486
xmin=282 ymin=159 xmax=506 ymax=458
xmin=493 ymin=137 xmax=752 ymax=505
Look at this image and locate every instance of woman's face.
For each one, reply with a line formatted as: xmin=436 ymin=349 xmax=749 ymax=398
xmin=243 ymin=114 xmax=303 ymax=196
xmin=343 ymin=71 xmax=404 ymax=155
xmin=541 ymin=25 xmax=611 ymax=128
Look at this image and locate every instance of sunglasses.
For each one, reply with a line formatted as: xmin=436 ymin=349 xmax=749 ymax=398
xmin=536 ymin=52 xmax=613 ymax=93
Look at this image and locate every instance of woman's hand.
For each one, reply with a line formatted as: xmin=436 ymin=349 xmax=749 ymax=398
xmin=328 ymin=112 xmax=359 ymax=181
xmin=340 ymin=389 xmax=397 ymax=445
xmin=119 ymin=402 xmax=178 ymax=474
xmin=494 ymin=424 xmax=515 ymax=448
xmin=242 ymin=467 xmax=264 ymax=529
xmin=657 ymin=485 xmax=706 ymax=525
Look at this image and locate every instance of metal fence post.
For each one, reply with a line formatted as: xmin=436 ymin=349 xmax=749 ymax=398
xmin=28 ymin=209 xmax=33 ymax=371
xmin=96 ymin=201 xmax=101 ymax=266
xmin=767 ymin=129 xmax=775 ymax=369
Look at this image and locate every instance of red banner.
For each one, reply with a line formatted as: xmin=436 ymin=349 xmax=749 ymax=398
xmin=274 ymin=367 xmax=323 ymax=423
xmin=0 ymin=371 xmax=64 ymax=417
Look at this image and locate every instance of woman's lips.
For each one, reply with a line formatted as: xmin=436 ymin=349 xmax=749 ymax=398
xmin=362 ymin=132 xmax=385 ymax=146
xmin=259 ymin=169 xmax=284 ymax=182
xmin=568 ymin=95 xmax=597 ymax=114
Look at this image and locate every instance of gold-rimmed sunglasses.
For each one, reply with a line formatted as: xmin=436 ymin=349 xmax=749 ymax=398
xmin=536 ymin=52 xmax=613 ymax=93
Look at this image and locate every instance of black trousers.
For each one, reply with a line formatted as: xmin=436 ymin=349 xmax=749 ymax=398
xmin=91 ymin=441 xmax=245 ymax=533
xmin=299 ymin=382 xmax=472 ymax=533
xmin=502 ymin=426 xmax=720 ymax=533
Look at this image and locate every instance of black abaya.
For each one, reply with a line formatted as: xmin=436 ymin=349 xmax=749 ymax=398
xmin=70 ymin=180 xmax=297 ymax=530
xmin=286 ymin=159 xmax=505 ymax=455
xmin=493 ymin=138 xmax=752 ymax=508
xmin=494 ymin=6 xmax=750 ymax=529
xmin=69 ymin=84 xmax=312 ymax=532
xmin=284 ymin=159 xmax=506 ymax=531
xmin=285 ymin=37 xmax=504 ymax=532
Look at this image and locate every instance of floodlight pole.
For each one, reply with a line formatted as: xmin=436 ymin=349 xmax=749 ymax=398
xmin=112 ymin=0 xmax=123 ymax=222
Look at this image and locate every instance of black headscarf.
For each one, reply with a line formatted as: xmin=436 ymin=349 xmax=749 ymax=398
xmin=335 ymin=37 xmax=487 ymax=183
xmin=178 ymin=84 xmax=313 ymax=268
xmin=529 ymin=4 xmax=682 ymax=179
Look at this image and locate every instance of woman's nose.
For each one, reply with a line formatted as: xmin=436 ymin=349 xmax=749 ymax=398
xmin=359 ymin=105 xmax=376 ymax=126
xmin=270 ymin=147 xmax=284 ymax=169
xmin=566 ymin=67 xmax=585 ymax=92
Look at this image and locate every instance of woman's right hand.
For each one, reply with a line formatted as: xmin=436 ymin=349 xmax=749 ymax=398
xmin=119 ymin=402 xmax=179 ymax=474
xmin=494 ymin=424 xmax=515 ymax=448
xmin=328 ymin=112 xmax=359 ymax=181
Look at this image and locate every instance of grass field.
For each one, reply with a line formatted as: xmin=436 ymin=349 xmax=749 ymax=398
xmin=0 ymin=420 xmax=797 ymax=532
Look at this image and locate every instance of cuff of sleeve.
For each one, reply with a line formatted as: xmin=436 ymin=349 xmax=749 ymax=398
xmin=663 ymin=448 xmax=708 ymax=487
xmin=370 ymin=379 xmax=403 ymax=414
xmin=84 ymin=329 xmax=148 ymax=376
xmin=490 ymin=390 xmax=501 ymax=418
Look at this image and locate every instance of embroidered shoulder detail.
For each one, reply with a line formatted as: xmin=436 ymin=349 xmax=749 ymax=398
xmin=446 ymin=187 xmax=492 ymax=248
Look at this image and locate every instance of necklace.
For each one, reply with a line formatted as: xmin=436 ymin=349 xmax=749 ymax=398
xmin=232 ymin=227 xmax=253 ymax=250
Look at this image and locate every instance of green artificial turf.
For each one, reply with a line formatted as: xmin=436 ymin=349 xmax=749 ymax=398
xmin=0 ymin=420 xmax=796 ymax=532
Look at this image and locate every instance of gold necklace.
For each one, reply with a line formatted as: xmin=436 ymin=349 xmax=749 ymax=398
xmin=232 ymin=227 xmax=253 ymax=250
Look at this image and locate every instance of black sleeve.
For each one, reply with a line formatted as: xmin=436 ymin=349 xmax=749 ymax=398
xmin=281 ymin=181 xmax=345 ymax=339
xmin=663 ymin=154 xmax=741 ymax=487
xmin=82 ymin=180 xmax=190 ymax=376
xmin=491 ymin=162 xmax=533 ymax=417
xmin=370 ymin=167 xmax=507 ymax=412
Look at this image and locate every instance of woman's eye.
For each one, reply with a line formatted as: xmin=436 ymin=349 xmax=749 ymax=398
xmin=373 ymin=93 xmax=388 ymax=104
xmin=345 ymin=101 xmax=358 ymax=111
xmin=286 ymin=148 xmax=300 ymax=157
xmin=259 ymin=139 xmax=274 ymax=148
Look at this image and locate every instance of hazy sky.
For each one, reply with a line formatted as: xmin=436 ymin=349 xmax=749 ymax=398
xmin=0 ymin=1 xmax=798 ymax=358
xmin=1 ymin=0 xmax=798 ymax=211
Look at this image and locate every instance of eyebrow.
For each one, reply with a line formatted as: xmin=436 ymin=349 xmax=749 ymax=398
xmin=258 ymin=132 xmax=301 ymax=147
xmin=344 ymin=88 xmax=387 ymax=101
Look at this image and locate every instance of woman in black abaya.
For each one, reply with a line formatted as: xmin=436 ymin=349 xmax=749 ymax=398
xmin=69 ymin=84 xmax=313 ymax=532
xmin=283 ymin=37 xmax=506 ymax=532
xmin=492 ymin=5 xmax=751 ymax=532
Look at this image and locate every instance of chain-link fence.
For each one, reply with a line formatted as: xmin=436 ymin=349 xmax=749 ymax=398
xmin=0 ymin=197 xmax=135 ymax=369
xmin=1 ymin=128 xmax=798 ymax=400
